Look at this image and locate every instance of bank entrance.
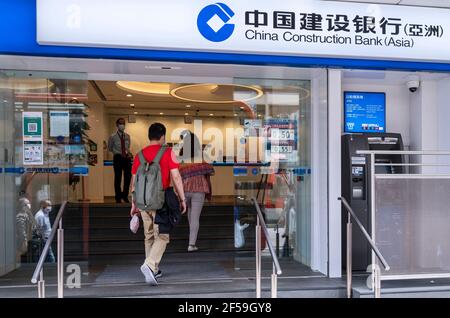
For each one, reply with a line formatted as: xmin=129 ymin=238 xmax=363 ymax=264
xmin=0 ymin=65 xmax=330 ymax=297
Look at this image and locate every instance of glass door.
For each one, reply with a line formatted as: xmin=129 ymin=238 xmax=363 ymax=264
xmin=231 ymin=76 xmax=324 ymax=276
xmin=0 ymin=70 xmax=87 ymax=280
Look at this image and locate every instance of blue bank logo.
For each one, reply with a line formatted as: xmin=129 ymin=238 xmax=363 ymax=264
xmin=197 ymin=3 xmax=235 ymax=42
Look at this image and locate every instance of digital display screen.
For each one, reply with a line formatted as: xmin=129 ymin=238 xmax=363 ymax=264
xmin=344 ymin=92 xmax=386 ymax=133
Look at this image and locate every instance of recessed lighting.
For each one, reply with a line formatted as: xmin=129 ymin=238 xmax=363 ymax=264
xmin=209 ymin=113 xmax=214 ymax=116
xmin=126 ymin=94 xmax=132 ymax=97
xmin=130 ymin=104 xmax=135 ymax=107
xmin=184 ymin=113 xmax=189 ymax=116
xmin=186 ymin=105 xmax=191 ymax=108
xmin=159 ymin=112 xmax=164 ymax=115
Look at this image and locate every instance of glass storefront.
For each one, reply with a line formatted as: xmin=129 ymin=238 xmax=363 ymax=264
xmin=0 ymin=71 xmax=87 ymax=276
xmin=0 ymin=66 xmax=329 ymax=296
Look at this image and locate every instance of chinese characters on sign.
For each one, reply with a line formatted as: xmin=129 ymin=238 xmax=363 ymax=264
xmin=244 ymin=10 xmax=444 ymax=48
xmin=244 ymin=11 xmax=443 ymax=37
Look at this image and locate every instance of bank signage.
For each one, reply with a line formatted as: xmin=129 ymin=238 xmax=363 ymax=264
xmin=36 ymin=0 xmax=450 ymax=62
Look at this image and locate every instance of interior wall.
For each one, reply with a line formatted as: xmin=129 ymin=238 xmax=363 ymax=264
xmin=103 ymin=114 xmax=241 ymax=197
xmin=437 ymin=78 xmax=450 ymax=174
xmin=342 ymin=82 xmax=411 ymax=148
xmin=85 ymin=103 xmax=106 ymax=203
xmin=409 ymin=80 xmax=439 ymax=173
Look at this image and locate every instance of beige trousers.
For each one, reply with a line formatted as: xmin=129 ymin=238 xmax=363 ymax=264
xmin=141 ymin=210 xmax=170 ymax=273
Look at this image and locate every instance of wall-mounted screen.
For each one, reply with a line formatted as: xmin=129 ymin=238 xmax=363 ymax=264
xmin=344 ymin=92 xmax=386 ymax=133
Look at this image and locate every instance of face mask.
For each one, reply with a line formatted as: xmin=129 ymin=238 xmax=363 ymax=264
xmin=44 ymin=207 xmax=52 ymax=213
xmin=118 ymin=124 xmax=125 ymax=131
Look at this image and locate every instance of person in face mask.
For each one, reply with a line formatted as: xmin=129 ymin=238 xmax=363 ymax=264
xmin=34 ymin=199 xmax=55 ymax=263
xmin=108 ymin=118 xmax=133 ymax=203
xmin=16 ymin=197 xmax=36 ymax=262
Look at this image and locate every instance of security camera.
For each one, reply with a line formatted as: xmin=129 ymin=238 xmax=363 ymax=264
xmin=406 ymin=75 xmax=420 ymax=93
xmin=407 ymin=80 xmax=420 ymax=93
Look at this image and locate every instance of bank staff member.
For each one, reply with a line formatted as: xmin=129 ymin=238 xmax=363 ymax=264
xmin=108 ymin=118 xmax=133 ymax=203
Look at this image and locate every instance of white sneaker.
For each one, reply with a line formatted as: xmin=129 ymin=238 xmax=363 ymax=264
xmin=140 ymin=264 xmax=158 ymax=286
xmin=188 ymin=245 xmax=199 ymax=252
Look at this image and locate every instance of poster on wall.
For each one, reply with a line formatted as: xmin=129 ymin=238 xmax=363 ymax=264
xmin=23 ymin=112 xmax=43 ymax=140
xmin=23 ymin=141 xmax=44 ymax=165
xmin=23 ymin=112 xmax=44 ymax=166
xmin=50 ymin=111 xmax=70 ymax=137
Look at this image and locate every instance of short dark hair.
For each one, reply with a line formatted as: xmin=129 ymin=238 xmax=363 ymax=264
xmin=148 ymin=123 xmax=166 ymax=141
xmin=116 ymin=118 xmax=125 ymax=125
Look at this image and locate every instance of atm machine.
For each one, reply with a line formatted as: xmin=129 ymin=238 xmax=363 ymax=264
xmin=341 ymin=132 xmax=404 ymax=271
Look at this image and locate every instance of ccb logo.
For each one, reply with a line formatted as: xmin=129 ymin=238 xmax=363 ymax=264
xmin=197 ymin=3 xmax=235 ymax=42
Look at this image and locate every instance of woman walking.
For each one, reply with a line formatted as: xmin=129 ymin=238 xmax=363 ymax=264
xmin=179 ymin=131 xmax=214 ymax=252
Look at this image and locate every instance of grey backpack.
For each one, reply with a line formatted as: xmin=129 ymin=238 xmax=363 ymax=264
xmin=133 ymin=145 xmax=167 ymax=211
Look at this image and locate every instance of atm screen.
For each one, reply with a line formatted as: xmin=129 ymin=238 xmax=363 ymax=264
xmin=344 ymin=92 xmax=386 ymax=133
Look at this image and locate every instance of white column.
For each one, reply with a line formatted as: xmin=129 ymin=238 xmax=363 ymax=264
xmin=328 ymin=69 xmax=342 ymax=278
xmin=409 ymin=81 xmax=439 ymax=174
xmin=86 ymin=103 xmax=105 ymax=202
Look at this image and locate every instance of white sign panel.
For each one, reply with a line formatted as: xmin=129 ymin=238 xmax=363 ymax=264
xmin=50 ymin=111 xmax=70 ymax=137
xmin=23 ymin=112 xmax=44 ymax=165
xmin=23 ymin=141 xmax=44 ymax=165
xmin=37 ymin=0 xmax=450 ymax=63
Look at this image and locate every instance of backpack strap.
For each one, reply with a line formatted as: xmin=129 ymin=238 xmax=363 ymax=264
xmin=152 ymin=145 xmax=168 ymax=165
xmin=138 ymin=151 xmax=149 ymax=171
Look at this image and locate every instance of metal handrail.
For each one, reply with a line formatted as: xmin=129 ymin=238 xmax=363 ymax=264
xmin=357 ymin=150 xmax=450 ymax=155
xmin=339 ymin=197 xmax=390 ymax=298
xmin=250 ymin=197 xmax=282 ymax=298
xmin=339 ymin=197 xmax=389 ymax=270
xmin=31 ymin=201 xmax=68 ymax=298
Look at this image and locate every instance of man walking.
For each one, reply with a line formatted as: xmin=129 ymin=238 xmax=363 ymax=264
xmin=108 ymin=118 xmax=132 ymax=203
xmin=34 ymin=199 xmax=55 ymax=263
xmin=130 ymin=123 xmax=187 ymax=285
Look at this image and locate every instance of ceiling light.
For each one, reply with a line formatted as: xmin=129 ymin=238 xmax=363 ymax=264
xmin=159 ymin=112 xmax=164 ymax=115
xmin=240 ymin=106 xmax=245 ymax=110
xmin=126 ymin=94 xmax=132 ymax=97
xmin=209 ymin=113 xmax=214 ymax=116
xmin=185 ymin=113 xmax=189 ymax=116
xmin=130 ymin=104 xmax=135 ymax=107
xmin=116 ymin=81 xmax=172 ymax=96
xmin=186 ymin=105 xmax=191 ymax=108
xmin=170 ymin=84 xmax=264 ymax=104
xmin=134 ymin=111 xmax=138 ymax=115
xmin=0 ymin=78 xmax=54 ymax=90
xmin=234 ymin=114 xmax=238 ymax=117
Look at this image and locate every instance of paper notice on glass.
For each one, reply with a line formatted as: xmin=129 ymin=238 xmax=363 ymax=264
xmin=23 ymin=112 xmax=43 ymax=141
xmin=23 ymin=140 xmax=44 ymax=165
xmin=50 ymin=111 xmax=70 ymax=137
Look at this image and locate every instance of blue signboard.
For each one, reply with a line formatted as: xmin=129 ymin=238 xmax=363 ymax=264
xmin=344 ymin=92 xmax=386 ymax=133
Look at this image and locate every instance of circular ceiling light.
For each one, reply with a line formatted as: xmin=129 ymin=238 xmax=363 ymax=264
xmin=0 ymin=78 xmax=54 ymax=90
xmin=170 ymin=84 xmax=263 ymax=104
xmin=116 ymin=81 xmax=172 ymax=96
